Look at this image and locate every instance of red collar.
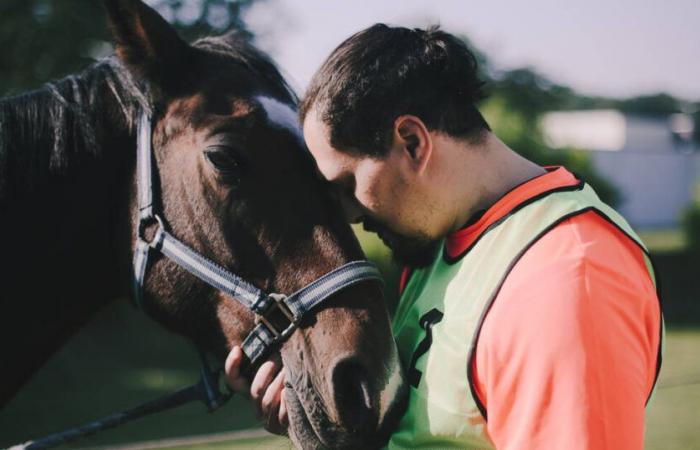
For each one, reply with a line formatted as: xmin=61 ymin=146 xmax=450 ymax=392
xmin=444 ymin=166 xmax=582 ymax=261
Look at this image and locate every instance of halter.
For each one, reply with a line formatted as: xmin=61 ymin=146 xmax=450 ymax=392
xmin=132 ymin=108 xmax=383 ymax=366
xmin=11 ymin=108 xmax=383 ymax=450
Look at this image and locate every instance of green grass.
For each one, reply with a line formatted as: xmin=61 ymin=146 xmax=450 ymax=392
xmin=0 ymin=301 xmax=262 ymax=448
xmin=172 ymin=436 xmax=289 ymax=450
xmin=645 ymin=329 xmax=700 ymax=449
xmin=0 ymin=229 xmax=696 ymax=449
xmin=1 ymin=302 xmax=697 ymax=450
xmin=163 ymin=329 xmax=700 ymax=450
xmin=638 ymin=228 xmax=687 ymax=252
xmin=0 ymin=230 xmax=399 ymax=450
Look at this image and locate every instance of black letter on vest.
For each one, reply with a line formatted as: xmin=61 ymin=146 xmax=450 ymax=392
xmin=408 ymin=308 xmax=444 ymax=388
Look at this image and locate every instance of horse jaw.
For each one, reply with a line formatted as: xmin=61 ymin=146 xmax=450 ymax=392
xmin=282 ymin=347 xmax=407 ymax=450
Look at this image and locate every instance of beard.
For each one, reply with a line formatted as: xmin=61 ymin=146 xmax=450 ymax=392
xmin=363 ymin=218 xmax=440 ymax=268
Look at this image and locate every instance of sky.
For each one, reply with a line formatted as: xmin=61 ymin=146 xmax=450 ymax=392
xmin=242 ymin=0 xmax=700 ymax=101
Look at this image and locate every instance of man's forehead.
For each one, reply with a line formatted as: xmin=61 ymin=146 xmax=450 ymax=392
xmin=303 ymin=113 xmax=355 ymax=181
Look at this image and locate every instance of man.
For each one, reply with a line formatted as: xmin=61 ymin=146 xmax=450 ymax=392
xmin=226 ymin=24 xmax=663 ymax=449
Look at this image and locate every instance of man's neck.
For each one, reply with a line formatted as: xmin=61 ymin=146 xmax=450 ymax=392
xmin=447 ymin=132 xmax=546 ymax=233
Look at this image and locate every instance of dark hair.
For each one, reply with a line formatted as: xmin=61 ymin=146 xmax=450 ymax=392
xmin=300 ymin=24 xmax=490 ymax=156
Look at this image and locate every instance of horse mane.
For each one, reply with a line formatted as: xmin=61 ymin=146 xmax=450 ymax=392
xmin=0 ymin=32 xmax=296 ymax=204
xmin=0 ymin=58 xmax=148 ymax=203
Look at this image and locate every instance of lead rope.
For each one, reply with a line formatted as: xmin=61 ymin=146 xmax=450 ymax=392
xmin=9 ymin=349 xmax=229 ymax=450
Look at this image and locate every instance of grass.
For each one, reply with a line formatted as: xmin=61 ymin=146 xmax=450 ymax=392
xmin=638 ymin=228 xmax=687 ymax=253
xmin=0 ymin=231 xmax=399 ymax=449
xmin=0 ymin=301 xmax=262 ymax=448
xmin=161 ymin=329 xmax=700 ymax=450
xmin=1 ymin=301 xmax=697 ymax=450
xmin=0 ymin=230 xmax=697 ymax=449
xmin=172 ymin=436 xmax=289 ymax=450
xmin=645 ymin=329 xmax=700 ymax=449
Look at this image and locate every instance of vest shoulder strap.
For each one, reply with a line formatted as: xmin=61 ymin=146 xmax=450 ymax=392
xmin=458 ymin=183 xmax=659 ymax=419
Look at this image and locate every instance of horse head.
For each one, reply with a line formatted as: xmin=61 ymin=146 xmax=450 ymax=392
xmin=104 ymin=0 xmax=406 ymax=447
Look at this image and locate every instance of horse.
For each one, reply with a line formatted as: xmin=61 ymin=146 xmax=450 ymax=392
xmin=0 ymin=0 xmax=406 ymax=448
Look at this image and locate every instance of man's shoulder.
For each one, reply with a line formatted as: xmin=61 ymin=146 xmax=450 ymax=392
xmin=479 ymin=208 xmax=658 ymax=347
xmin=509 ymin=208 xmax=650 ymax=284
xmin=473 ymin=212 xmax=662 ymax=450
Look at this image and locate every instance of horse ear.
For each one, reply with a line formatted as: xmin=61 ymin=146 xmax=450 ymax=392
xmin=103 ymin=0 xmax=196 ymax=95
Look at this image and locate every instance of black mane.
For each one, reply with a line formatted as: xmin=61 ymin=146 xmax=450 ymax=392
xmin=0 ymin=58 xmax=147 ymax=203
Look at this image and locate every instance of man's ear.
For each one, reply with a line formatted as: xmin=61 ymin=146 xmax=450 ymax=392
xmin=395 ymin=115 xmax=432 ymax=174
xmin=103 ymin=0 xmax=197 ymax=97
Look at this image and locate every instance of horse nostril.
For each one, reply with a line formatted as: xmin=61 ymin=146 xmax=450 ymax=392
xmin=331 ymin=358 xmax=378 ymax=433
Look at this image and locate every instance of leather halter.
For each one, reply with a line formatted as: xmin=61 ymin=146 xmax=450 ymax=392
xmin=131 ymin=109 xmax=383 ymax=367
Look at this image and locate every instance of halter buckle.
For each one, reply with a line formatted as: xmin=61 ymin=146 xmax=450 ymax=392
xmin=138 ymin=214 xmax=165 ymax=249
xmin=257 ymin=294 xmax=297 ymax=338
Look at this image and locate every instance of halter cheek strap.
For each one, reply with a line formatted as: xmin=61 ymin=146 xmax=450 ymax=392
xmin=132 ymin=109 xmax=383 ymax=366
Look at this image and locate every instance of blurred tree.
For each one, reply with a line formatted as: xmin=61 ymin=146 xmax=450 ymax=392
xmin=472 ymin=58 xmax=621 ymax=205
xmin=615 ymin=93 xmax=684 ymax=117
xmin=479 ymin=91 xmax=620 ymax=206
xmin=148 ymin=0 xmax=255 ymax=41
xmin=488 ymin=68 xmax=575 ymax=122
xmin=0 ymin=0 xmax=257 ymax=96
xmin=683 ymin=185 xmax=700 ymax=254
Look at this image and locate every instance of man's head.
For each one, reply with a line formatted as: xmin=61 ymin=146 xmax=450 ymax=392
xmin=301 ymin=24 xmax=490 ymax=267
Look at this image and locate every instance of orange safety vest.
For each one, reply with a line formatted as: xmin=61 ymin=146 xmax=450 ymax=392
xmin=388 ymin=167 xmax=663 ymax=449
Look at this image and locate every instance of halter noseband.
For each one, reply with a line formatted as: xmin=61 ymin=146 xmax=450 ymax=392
xmin=131 ymin=109 xmax=383 ymax=367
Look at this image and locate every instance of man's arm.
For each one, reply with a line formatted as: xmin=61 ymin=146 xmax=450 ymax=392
xmin=472 ymin=213 xmax=661 ymax=449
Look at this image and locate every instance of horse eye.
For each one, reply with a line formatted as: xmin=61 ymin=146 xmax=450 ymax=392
xmin=204 ymin=146 xmax=243 ymax=184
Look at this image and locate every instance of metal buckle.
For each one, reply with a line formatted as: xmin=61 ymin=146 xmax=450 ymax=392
xmin=138 ymin=214 xmax=165 ymax=248
xmin=257 ymin=294 xmax=297 ymax=338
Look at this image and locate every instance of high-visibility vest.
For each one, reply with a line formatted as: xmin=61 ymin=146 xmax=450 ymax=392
xmin=387 ymin=181 xmax=663 ymax=449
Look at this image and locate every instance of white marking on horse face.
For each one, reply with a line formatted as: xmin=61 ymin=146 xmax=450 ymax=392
xmin=378 ymin=347 xmax=404 ymax=426
xmin=256 ymin=95 xmax=303 ymax=141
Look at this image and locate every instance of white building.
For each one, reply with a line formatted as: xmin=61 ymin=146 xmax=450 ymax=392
xmin=541 ymin=110 xmax=700 ymax=229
